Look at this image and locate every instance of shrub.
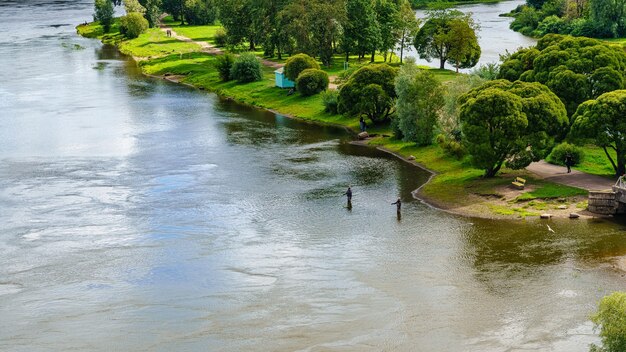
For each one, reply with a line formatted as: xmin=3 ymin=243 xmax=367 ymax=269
xmin=471 ymin=63 xmax=500 ymax=80
xmin=590 ymin=292 xmax=626 ymax=352
xmin=284 ymin=53 xmax=320 ymax=82
xmin=296 ymin=69 xmax=329 ymax=96
xmin=536 ymin=15 xmax=567 ymax=35
xmin=230 ymin=53 xmax=263 ymax=83
xmin=214 ymin=28 xmax=227 ymax=47
xmin=321 ymin=90 xmax=339 ymax=114
xmin=93 ymin=0 xmax=114 ymax=33
xmin=119 ymin=13 xmax=149 ymax=39
xmin=547 ymin=142 xmax=584 ymax=166
xmin=214 ymin=53 xmax=235 ymax=81
xmin=436 ymin=134 xmax=465 ymax=159
xmin=183 ymin=0 xmax=217 ymax=25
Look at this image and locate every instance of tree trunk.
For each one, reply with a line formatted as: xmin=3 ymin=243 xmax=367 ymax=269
xmin=618 ymin=147 xmax=626 ymax=177
xmin=440 ymin=57 xmax=445 ymax=70
xmin=484 ymin=161 xmax=504 ymax=178
xmin=603 ymin=146 xmax=619 ymax=176
xmin=249 ymin=39 xmax=255 ymax=51
xmin=400 ymin=39 xmax=404 ymax=64
xmin=346 ymin=51 xmax=349 ymax=63
xmin=371 ymin=51 xmax=375 ymax=63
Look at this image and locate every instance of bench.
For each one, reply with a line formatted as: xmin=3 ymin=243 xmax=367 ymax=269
xmin=512 ymin=177 xmax=526 ymax=190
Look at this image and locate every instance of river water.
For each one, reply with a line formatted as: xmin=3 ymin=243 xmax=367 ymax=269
xmin=410 ymin=0 xmax=537 ymax=70
xmin=2 ymin=1 xmax=626 ymax=351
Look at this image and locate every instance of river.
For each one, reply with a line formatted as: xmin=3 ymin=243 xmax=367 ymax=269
xmin=410 ymin=0 xmax=538 ymax=70
xmin=1 ymin=1 xmax=626 ymax=351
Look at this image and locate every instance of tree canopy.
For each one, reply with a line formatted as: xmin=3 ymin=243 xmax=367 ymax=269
xmin=570 ymin=90 xmax=626 ymax=177
xmin=284 ymin=53 xmax=320 ymax=82
xmin=498 ymin=34 xmax=626 ymax=117
xmin=394 ymin=61 xmax=444 ymax=145
xmin=590 ymin=291 xmax=626 ymax=352
xmin=413 ymin=9 xmax=480 ymax=70
xmin=94 ymin=0 xmax=115 ymax=32
xmin=338 ymin=64 xmax=398 ymax=123
xmin=459 ymin=80 xmax=568 ymax=177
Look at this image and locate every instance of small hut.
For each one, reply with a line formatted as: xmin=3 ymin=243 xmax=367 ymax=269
xmin=274 ymin=67 xmax=295 ymax=89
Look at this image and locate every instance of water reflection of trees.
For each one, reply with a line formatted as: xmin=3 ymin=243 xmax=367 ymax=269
xmin=463 ymin=218 xmax=626 ymax=293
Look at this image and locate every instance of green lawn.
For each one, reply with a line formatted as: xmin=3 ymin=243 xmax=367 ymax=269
xmin=76 ymin=21 xmax=200 ymax=58
xmin=576 ymin=145 xmax=617 ymax=177
xmin=162 ymin=16 xmax=223 ymax=45
xmin=546 ymin=144 xmax=617 ymax=177
xmin=119 ymin=28 xmax=200 ymax=58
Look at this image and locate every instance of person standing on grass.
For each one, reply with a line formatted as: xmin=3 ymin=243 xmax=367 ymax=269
xmin=359 ymin=117 xmax=367 ymax=132
xmin=565 ymin=153 xmax=573 ymax=173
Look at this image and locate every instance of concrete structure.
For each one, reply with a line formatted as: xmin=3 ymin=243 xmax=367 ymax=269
xmin=274 ymin=67 xmax=295 ymax=89
xmin=588 ymin=178 xmax=626 ymax=215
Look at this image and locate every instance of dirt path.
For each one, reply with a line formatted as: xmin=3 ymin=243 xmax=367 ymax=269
xmin=158 ymin=22 xmax=340 ymax=88
xmin=158 ymin=24 xmax=283 ymax=68
xmin=527 ymin=161 xmax=615 ymax=191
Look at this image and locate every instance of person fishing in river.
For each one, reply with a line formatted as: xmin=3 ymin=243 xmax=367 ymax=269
xmin=344 ymin=186 xmax=352 ymax=202
xmin=391 ymin=198 xmax=401 ymax=212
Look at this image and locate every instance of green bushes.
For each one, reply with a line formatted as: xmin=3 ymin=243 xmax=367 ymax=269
xmin=590 ymin=292 xmax=626 ymax=352
xmin=284 ymin=54 xmax=320 ymax=82
xmin=214 ymin=53 xmax=235 ymax=81
xmin=296 ymin=69 xmax=329 ymax=96
xmin=321 ymin=90 xmax=339 ymax=114
xmin=547 ymin=142 xmax=584 ymax=166
xmin=230 ymin=53 xmax=263 ymax=83
xmin=214 ymin=28 xmax=227 ymax=47
xmin=119 ymin=13 xmax=149 ymax=39
xmin=436 ymin=134 xmax=465 ymax=159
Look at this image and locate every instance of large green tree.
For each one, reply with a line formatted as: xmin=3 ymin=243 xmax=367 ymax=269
xmin=499 ymin=34 xmax=626 ymax=117
xmin=338 ymin=64 xmax=398 ymax=123
xmin=589 ymin=0 xmax=626 ymax=37
xmin=374 ymin=0 xmax=400 ymax=62
xmin=343 ymin=0 xmax=381 ymax=62
xmin=459 ymin=80 xmax=568 ymax=177
xmin=394 ymin=61 xmax=444 ymax=145
xmin=413 ymin=8 xmax=480 ymax=70
xmin=570 ymin=90 xmax=626 ymax=176
xmin=396 ymin=0 xmax=420 ymax=64
xmin=447 ymin=18 xmax=481 ymax=73
xmin=94 ymin=0 xmax=115 ymax=32
xmin=217 ymin=0 xmax=264 ymax=50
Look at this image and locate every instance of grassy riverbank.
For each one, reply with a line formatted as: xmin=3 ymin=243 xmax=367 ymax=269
xmin=78 ymin=20 xmax=591 ymax=219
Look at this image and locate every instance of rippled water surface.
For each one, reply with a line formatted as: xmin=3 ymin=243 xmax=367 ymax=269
xmin=2 ymin=1 xmax=626 ymax=351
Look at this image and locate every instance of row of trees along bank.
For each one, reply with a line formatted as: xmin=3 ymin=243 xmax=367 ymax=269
xmin=94 ymin=0 xmax=481 ymax=71
xmin=509 ymin=0 xmax=626 ymax=38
